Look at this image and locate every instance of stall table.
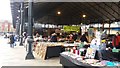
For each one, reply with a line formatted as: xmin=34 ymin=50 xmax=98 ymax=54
xmin=34 ymin=42 xmax=90 ymax=60
xmin=35 ymin=42 xmax=64 ymax=60
xmin=60 ymin=52 xmax=120 ymax=68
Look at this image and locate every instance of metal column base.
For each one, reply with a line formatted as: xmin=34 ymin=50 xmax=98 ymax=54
xmin=25 ymin=52 xmax=35 ymax=59
xmin=19 ymin=36 xmax=23 ymax=46
xmin=19 ymin=43 xmax=23 ymax=46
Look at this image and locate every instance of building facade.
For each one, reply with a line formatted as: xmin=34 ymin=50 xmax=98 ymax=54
xmin=0 ymin=20 xmax=15 ymax=32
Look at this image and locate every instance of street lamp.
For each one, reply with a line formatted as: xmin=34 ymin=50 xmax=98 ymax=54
xmin=18 ymin=10 xmax=20 ymax=12
xmin=19 ymin=2 xmax=24 ymax=46
xmin=26 ymin=6 xmax=29 ymax=8
xmin=15 ymin=20 xmax=20 ymax=36
xmin=25 ymin=0 xmax=35 ymax=59
xmin=17 ymin=16 xmax=20 ymax=19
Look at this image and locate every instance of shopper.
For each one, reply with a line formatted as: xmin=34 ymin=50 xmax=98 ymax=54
xmin=58 ymin=33 xmax=65 ymax=42
xmin=112 ymin=32 xmax=120 ymax=49
xmin=80 ymin=32 xmax=88 ymax=42
xmin=9 ymin=34 xmax=15 ymax=48
xmin=59 ymin=33 xmax=64 ymax=38
xmin=22 ymin=32 xmax=27 ymax=43
xmin=36 ymin=33 xmax=40 ymax=37
xmin=69 ymin=34 xmax=73 ymax=41
xmin=73 ymin=33 xmax=78 ymax=41
xmin=50 ymin=33 xmax=57 ymax=42
xmin=13 ymin=35 xmax=17 ymax=46
xmin=66 ymin=35 xmax=70 ymax=41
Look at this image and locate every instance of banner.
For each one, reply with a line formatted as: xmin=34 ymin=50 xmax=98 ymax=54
xmin=88 ymin=28 xmax=94 ymax=37
xmin=63 ymin=26 xmax=80 ymax=32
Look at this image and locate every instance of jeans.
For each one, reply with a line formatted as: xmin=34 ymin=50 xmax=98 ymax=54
xmin=10 ymin=43 xmax=14 ymax=48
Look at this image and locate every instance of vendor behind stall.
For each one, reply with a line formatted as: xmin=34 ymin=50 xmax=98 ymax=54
xmin=58 ymin=33 xmax=65 ymax=42
xmin=50 ymin=33 xmax=57 ymax=42
xmin=73 ymin=32 xmax=78 ymax=41
xmin=80 ymin=32 xmax=89 ymax=43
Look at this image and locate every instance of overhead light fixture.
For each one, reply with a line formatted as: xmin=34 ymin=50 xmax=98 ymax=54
xmin=57 ymin=11 xmax=61 ymax=15
xmin=21 ymin=10 xmax=24 ymax=12
xmin=17 ymin=16 xmax=19 ymax=19
xmin=115 ymin=22 xmax=118 ymax=24
xmin=18 ymin=10 xmax=20 ymax=12
xmin=26 ymin=6 xmax=29 ymax=8
xmin=16 ymin=20 xmax=18 ymax=23
xmin=83 ymin=15 xmax=86 ymax=18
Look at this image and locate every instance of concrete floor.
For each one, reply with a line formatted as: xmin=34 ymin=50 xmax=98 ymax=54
xmin=0 ymin=36 xmax=62 ymax=67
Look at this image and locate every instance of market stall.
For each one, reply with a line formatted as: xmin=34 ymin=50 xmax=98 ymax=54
xmin=34 ymin=42 xmax=64 ymax=60
xmin=60 ymin=52 xmax=120 ymax=68
xmin=34 ymin=42 xmax=90 ymax=60
xmin=60 ymin=31 xmax=120 ymax=67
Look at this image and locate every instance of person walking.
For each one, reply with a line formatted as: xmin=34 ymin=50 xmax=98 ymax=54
xmin=9 ymin=34 xmax=15 ymax=48
xmin=22 ymin=32 xmax=27 ymax=43
xmin=13 ymin=35 xmax=17 ymax=46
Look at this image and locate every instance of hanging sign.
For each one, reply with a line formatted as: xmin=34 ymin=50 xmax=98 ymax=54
xmin=63 ymin=26 xmax=80 ymax=32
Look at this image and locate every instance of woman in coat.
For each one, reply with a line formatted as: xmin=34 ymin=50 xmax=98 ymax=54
xmin=112 ymin=32 xmax=120 ymax=49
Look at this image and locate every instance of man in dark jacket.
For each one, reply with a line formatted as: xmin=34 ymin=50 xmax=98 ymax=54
xmin=9 ymin=34 xmax=15 ymax=48
xmin=80 ymin=33 xmax=88 ymax=42
xmin=50 ymin=33 xmax=57 ymax=42
xmin=73 ymin=33 xmax=78 ymax=41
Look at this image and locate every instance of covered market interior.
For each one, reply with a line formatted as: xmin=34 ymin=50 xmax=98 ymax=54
xmin=10 ymin=0 xmax=120 ymax=67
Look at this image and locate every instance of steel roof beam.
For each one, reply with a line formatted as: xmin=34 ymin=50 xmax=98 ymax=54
xmin=112 ymin=2 xmax=120 ymax=8
xmin=95 ymin=2 xmax=117 ymax=19
xmin=87 ymin=2 xmax=111 ymax=20
xmin=103 ymin=2 xmax=120 ymax=16
xmin=80 ymin=3 xmax=104 ymax=20
xmin=62 ymin=3 xmax=81 ymax=19
xmin=35 ymin=3 xmax=63 ymax=20
xmin=75 ymin=3 xmax=99 ymax=20
xmin=67 ymin=3 xmax=85 ymax=23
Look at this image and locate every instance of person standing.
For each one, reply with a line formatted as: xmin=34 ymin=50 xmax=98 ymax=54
xmin=73 ymin=33 xmax=78 ymax=41
xmin=80 ymin=32 xmax=88 ymax=43
xmin=22 ymin=32 xmax=27 ymax=43
xmin=50 ymin=33 xmax=57 ymax=42
xmin=112 ymin=32 xmax=120 ymax=49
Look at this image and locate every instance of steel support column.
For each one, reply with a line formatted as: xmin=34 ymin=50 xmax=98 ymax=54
xmin=23 ymin=8 xmax=25 ymax=32
xmin=16 ymin=22 xmax=20 ymax=35
xmin=119 ymin=1 xmax=120 ymax=19
xmin=108 ymin=21 xmax=111 ymax=34
xmin=102 ymin=21 xmax=104 ymax=31
xmin=25 ymin=0 xmax=35 ymax=59
xmin=19 ymin=2 xmax=24 ymax=46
